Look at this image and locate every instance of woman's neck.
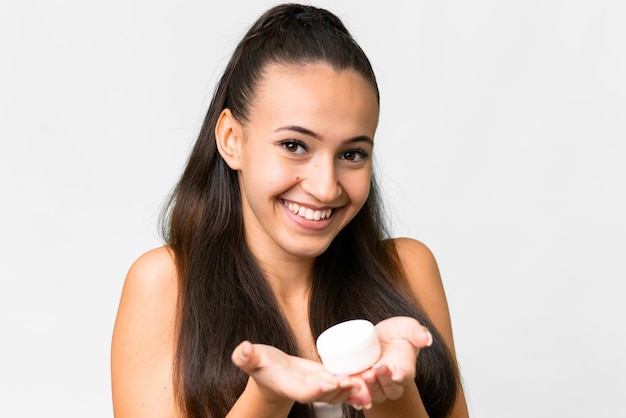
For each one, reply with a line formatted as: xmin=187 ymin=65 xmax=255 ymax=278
xmin=262 ymin=257 xmax=314 ymax=304
xmin=246 ymin=240 xmax=316 ymax=305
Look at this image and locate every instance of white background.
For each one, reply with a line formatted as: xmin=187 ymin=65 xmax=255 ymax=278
xmin=1 ymin=0 xmax=624 ymax=416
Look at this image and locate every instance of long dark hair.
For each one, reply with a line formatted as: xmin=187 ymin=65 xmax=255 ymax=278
xmin=162 ymin=4 xmax=459 ymax=417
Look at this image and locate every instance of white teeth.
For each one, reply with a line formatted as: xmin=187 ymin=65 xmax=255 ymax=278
xmin=284 ymin=201 xmax=332 ymax=221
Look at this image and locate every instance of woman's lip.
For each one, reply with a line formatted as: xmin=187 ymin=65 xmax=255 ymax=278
xmin=280 ymin=198 xmax=335 ymax=212
xmin=280 ymin=199 xmax=339 ymax=228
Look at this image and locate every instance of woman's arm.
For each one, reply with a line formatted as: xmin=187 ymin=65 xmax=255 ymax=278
xmin=226 ymin=375 xmax=294 ymax=418
xmin=394 ymin=237 xmax=470 ymax=418
xmin=111 ymin=247 xmax=181 ymax=417
xmin=309 ymin=238 xmax=469 ymax=417
xmin=111 ymin=247 xmax=357 ymax=417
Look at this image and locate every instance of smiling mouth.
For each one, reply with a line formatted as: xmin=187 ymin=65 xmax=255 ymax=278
xmin=282 ymin=200 xmax=333 ymax=221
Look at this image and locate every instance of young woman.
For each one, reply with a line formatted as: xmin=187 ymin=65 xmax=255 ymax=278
xmin=111 ymin=4 xmax=469 ymax=418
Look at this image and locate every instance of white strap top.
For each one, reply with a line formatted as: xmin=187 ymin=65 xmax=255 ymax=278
xmin=312 ymin=402 xmax=343 ymax=418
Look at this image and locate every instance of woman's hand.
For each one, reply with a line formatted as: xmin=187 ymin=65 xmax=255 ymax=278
xmin=231 ymin=316 xmax=432 ymax=411
xmin=346 ymin=317 xmax=433 ymax=409
xmin=231 ymin=341 xmax=358 ymax=406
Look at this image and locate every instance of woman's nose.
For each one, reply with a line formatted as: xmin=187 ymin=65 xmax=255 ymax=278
xmin=300 ymin=159 xmax=342 ymax=203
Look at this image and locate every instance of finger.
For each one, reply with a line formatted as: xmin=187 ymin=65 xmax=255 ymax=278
xmin=418 ymin=327 xmax=434 ymax=348
xmin=231 ymin=341 xmax=259 ymax=372
xmin=373 ymin=363 xmax=404 ymax=400
xmin=314 ymin=376 xmax=346 ymax=400
xmin=345 ymin=378 xmax=373 ymax=410
xmin=375 ymin=343 xmax=419 ymax=385
xmin=362 ymin=368 xmax=385 ymax=403
xmin=407 ymin=325 xmax=433 ymax=349
xmin=319 ymin=384 xmax=354 ymax=405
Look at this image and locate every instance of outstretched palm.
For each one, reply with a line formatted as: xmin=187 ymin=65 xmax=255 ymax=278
xmin=232 ymin=341 xmax=355 ymax=405
xmin=347 ymin=317 xmax=433 ymax=406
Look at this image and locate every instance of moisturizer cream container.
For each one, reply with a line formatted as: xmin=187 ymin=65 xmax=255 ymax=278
xmin=316 ymin=319 xmax=381 ymax=375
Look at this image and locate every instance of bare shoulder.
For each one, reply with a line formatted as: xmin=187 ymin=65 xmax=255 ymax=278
xmin=391 ymin=238 xmax=454 ymax=353
xmin=116 ymin=246 xmax=179 ymax=329
xmin=393 ymin=237 xmax=440 ymax=281
xmin=127 ymin=245 xmax=178 ymax=286
xmin=111 ymin=246 xmax=181 ymax=417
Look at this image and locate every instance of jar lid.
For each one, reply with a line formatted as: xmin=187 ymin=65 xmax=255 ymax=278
xmin=316 ymin=319 xmax=381 ymax=375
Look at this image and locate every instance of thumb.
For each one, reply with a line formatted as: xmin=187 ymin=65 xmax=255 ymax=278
xmin=231 ymin=340 xmax=259 ymax=372
xmin=408 ymin=325 xmax=433 ymax=349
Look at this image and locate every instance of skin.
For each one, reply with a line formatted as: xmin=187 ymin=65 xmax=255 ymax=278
xmin=111 ymin=63 xmax=469 ymax=417
xmin=217 ymin=63 xmax=378 ymax=267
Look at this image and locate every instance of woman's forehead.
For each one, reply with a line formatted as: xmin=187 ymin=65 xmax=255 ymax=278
xmin=246 ymin=62 xmax=379 ymax=136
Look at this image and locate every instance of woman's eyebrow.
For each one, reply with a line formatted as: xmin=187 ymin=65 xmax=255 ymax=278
xmin=275 ymin=125 xmax=373 ymax=145
xmin=275 ymin=124 xmax=320 ymax=139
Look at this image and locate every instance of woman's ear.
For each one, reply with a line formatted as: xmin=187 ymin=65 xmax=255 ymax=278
xmin=215 ymin=109 xmax=242 ymax=170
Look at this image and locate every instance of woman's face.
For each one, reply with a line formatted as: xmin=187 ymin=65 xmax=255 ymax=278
xmin=222 ymin=63 xmax=379 ymax=261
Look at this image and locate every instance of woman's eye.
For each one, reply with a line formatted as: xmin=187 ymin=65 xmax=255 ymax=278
xmin=341 ymin=150 xmax=369 ymax=162
xmin=281 ymin=140 xmax=307 ymax=155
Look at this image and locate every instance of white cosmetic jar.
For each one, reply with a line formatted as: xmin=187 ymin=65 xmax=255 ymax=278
xmin=316 ymin=319 xmax=381 ymax=375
